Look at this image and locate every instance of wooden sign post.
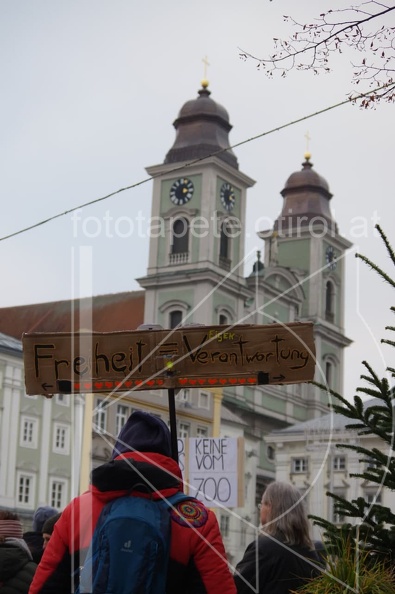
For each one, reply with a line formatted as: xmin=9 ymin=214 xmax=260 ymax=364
xmin=22 ymin=322 xmax=316 ymax=461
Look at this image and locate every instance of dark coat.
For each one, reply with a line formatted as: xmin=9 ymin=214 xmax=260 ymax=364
xmin=234 ymin=535 xmax=322 ymax=594
xmin=0 ymin=541 xmax=37 ymax=594
xmin=22 ymin=532 xmax=44 ymax=564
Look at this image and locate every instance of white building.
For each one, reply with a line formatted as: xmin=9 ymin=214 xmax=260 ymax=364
xmin=0 ymin=332 xmax=75 ymax=528
xmin=265 ymin=399 xmax=395 ymax=540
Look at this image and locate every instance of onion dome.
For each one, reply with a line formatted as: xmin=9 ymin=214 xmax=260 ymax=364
xmin=164 ymin=81 xmax=238 ymax=169
xmin=274 ymin=154 xmax=337 ymax=233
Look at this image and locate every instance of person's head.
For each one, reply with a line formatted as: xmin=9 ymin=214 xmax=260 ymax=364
xmin=42 ymin=512 xmax=61 ymax=550
xmin=259 ymin=481 xmax=313 ymax=548
xmin=0 ymin=510 xmax=23 ymax=541
xmin=111 ymin=410 xmax=172 ymax=460
xmin=32 ymin=506 xmax=58 ymax=532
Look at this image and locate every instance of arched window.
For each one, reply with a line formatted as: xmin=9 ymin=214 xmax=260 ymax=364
xmin=216 ymin=306 xmax=235 ymax=326
xmin=325 ymin=360 xmax=333 ymax=387
xmin=171 ymin=218 xmax=189 ymax=255
xmin=219 ymin=221 xmax=232 ymax=271
xmin=325 ymin=280 xmax=335 ymax=322
xmin=219 ymin=221 xmax=229 ymax=259
xmin=322 ymin=354 xmax=339 ymax=391
xmin=169 ymin=310 xmax=183 ymax=329
xmin=219 ymin=314 xmax=228 ymax=325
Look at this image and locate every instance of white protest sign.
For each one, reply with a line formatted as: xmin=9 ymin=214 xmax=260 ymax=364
xmin=185 ymin=437 xmax=243 ymax=508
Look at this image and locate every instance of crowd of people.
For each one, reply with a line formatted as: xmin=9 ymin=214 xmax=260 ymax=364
xmin=0 ymin=410 xmax=324 ymax=593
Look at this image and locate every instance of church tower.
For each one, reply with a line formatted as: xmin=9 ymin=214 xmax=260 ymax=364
xmin=257 ymin=153 xmax=352 ymax=404
xmin=138 ymin=80 xmax=255 ymax=329
xmin=138 ymin=82 xmax=352 ymax=507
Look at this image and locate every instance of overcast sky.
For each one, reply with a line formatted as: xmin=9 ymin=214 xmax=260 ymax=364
xmin=1 ymin=0 xmax=393 ymax=398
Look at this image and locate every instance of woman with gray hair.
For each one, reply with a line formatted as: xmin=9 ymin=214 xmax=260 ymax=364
xmin=234 ymin=482 xmax=322 ymax=594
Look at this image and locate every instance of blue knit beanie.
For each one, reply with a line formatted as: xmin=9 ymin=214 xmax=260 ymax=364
xmin=32 ymin=506 xmax=58 ymax=532
xmin=111 ymin=410 xmax=171 ymax=459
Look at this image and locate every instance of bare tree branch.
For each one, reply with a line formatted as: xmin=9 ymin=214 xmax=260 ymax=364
xmin=239 ymin=1 xmax=395 ymax=107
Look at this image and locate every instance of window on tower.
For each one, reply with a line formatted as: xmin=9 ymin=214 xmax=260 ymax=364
xmin=325 ymin=280 xmax=335 ymax=323
xmin=322 ymin=354 xmax=338 ymax=390
xmin=325 ymin=361 xmax=333 ymax=387
xmin=170 ymin=218 xmax=189 ymax=264
xmin=169 ymin=310 xmax=183 ymax=329
xmin=219 ymin=221 xmax=231 ymax=270
xmin=219 ymin=222 xmax=229 ymax=258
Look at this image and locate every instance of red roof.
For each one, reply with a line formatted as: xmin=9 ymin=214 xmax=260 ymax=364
xmin=0 ymin=291 xmax=145 ymax=340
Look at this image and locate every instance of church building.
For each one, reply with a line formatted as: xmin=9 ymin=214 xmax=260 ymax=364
xmin=0 ymin=79 xmax=352 ymax=562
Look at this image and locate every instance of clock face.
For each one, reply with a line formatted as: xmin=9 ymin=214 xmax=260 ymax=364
xmin=169 ymin=178 xmax=194 ymax=205
xmin=220 ymin=182 xmax=236 ymax=212
xmin=326 ymin=246 xmax=337 ymax=270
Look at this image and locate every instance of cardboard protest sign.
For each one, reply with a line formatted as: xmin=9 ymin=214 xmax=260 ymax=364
xmin=22 ymin=322 xmax=315 ymax=396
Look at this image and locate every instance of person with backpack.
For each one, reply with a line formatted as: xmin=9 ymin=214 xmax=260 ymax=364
xmin=28 ymin=410 xmax=236 ymax=594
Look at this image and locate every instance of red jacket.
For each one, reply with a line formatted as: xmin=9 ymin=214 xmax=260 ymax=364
xmin=29 ymin=451 xmax=236 ymax=594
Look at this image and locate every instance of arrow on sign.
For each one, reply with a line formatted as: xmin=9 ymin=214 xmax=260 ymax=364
xmin=41 ymin=383 xmax=54 ymax=391
xmin=272 ymin=374 xmax=286 ymax=381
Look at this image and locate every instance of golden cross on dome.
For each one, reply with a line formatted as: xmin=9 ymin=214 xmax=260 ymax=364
xmin=304 ymin=130 xmax=311 ymax=161
xmin=201 ymin=56 xmax=210 ymax=88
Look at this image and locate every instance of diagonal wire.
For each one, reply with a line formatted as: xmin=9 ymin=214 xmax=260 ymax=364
xmin=0 ymin=83 xmax=389 ymax=244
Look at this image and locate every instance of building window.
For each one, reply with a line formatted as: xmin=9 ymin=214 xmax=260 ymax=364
xmin=196 ymin=426 xmax=208 ymax=438
xmin=20 ymin=417 xmax=38 ymax=448
xmin=267 ymin=446 xmax=275 ymax=461
xmin=94 ymin=398 xmax=108 ymax=433
xmin=171 ymin=218 xmax=189 ymax=254
xmin=220 ymin=514 xmax=230 ymax=537
xmin=56 ymin=393 xmax=69 ymax=406
xmin=333 ymin=456 xmax=346 ymax=471
xmin=292 ymin=458 xmax=308 ymax=473
xmin=178 ymin=423 xmax=190 ymax=439
xmin=49 ymin=479 xmax=67 ymax=510
xmin=169 ymin=310 xmax=183 ymax=329
xmin=178 ymin=389 xmax=190 ymax=403
xmin=219 ymin=222 xmax=230 ymax=259
xmin=365 ymin=490 xmax=382 ymax=505
xmin=325 ymin=361 xmax=333 ymax=387
xmin=199 ymin=391 xmax=210 ymax=409
xmin=5 ymin=365 xmax=22 ymax=385
xmin=365 ymin=456 xmax=380 ymax=470
xmin=53 ymin=423 xmax=70 ymax=455
xmin=219 ymin=313 xmax=228 ymax=325
xmin=219 ymin=222 xmax=231 ymax=270
xmin=17 ymin=473 xmax=35 ymax=507
xmin=116 ymin=404 xmax=129 ymax=435
xmin=325 ymin=281 xmax=335 ymax=322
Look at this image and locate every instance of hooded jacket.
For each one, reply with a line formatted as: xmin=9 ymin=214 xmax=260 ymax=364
xmin=0 ymin=539 xmax=37 ymax=594
xmin=28 ymin=451 xmax=236 ymax=594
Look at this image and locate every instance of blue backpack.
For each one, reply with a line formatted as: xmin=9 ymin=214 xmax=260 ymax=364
xmin=77 ymin=492 xmax=190 ymax=594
